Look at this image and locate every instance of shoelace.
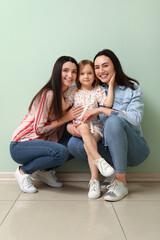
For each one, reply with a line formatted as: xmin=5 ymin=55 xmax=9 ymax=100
xmin=89 ymin=180 xmax=97 ymax=192
xmin=98 ymin=159 xmax=110 ymax=171
xmin=107 ymin=179 xmax=119 ymax=192
xmin=22 ymin=175 xmax=34 ymax=189
xmin=50 ymin=170 xmax=57 ymax=181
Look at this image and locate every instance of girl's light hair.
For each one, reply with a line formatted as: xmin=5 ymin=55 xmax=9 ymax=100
xmin=76 ymin=60 xmax=99 ymax=89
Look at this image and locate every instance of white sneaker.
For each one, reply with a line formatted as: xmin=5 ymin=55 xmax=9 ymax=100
xmin=33 ymin=170 xmax=63 ymax=188
xmin=14 ymin=167 xmax=37 ymax=194
xmin=104 ymin=179 xmax=128 ymax=201
xmin=94 ymin=158 xmax=115 ymax=177
xmin=88 ymin=179 xmax=101 ymax=199
xmin=101 ymin=174 xmax=115 ymax=191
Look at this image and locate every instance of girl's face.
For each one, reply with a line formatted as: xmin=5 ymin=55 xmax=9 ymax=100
xmin=61 ymin=61 xmax=77 ymax=91
xmin=79 ymin=64 xmax=95 ymax=90
xmin=94 ymin=55 xmax=115 ymax=85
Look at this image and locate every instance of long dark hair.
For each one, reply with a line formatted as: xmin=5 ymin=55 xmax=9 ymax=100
xmin=93 ymin=49 xmax=139 ymax=89
xmin=29 ymin=56 xmax=78 ymax=119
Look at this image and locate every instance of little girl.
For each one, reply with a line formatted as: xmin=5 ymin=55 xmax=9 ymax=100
xmin=64 ymin=60 xmax=115 ymax=199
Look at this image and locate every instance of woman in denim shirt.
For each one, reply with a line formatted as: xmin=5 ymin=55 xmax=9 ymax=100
xmin=67 ymin=49 xmax=150 ymax=201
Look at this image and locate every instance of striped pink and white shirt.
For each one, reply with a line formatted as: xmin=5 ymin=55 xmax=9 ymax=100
xmin=11 ymin=90 xmax=64 ymax=142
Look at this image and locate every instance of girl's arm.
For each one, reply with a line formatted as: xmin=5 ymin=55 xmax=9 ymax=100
xmin=103 ymin=73 xmax=115 ymax=108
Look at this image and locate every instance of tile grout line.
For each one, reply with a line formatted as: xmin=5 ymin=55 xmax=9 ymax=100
xmin=0 ymin=192 xmax=22 ymax=227
xmin=111 ymin=202 xmax=128 ymax=240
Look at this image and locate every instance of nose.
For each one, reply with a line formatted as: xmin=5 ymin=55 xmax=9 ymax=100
xmin=67 ymin=71 xmax=72 ymax=78
xmin=99 ymin=66 xmax=104 ymax=74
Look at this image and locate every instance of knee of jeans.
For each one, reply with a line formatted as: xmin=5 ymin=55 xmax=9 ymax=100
xmin=68 ymin=137 xmax=83 ymax=153
xmin=104 ymin=115 xmax=125 ymax=136
xmin=50 ymin=146 xmax=69 ymax=163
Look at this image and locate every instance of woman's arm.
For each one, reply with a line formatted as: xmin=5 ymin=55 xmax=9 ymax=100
xmin=51 ymin=106 xmax=83 ymax=130
xmin=34 ymin=90 xmax=83 ymax=135
xmin=81 ymin=107 xmax=124 ymax=123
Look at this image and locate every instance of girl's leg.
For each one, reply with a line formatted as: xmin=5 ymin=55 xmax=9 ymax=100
xmin=77 ymin=124 xmax=101 ymax=160
xmin=84 ymin=132 xmax=101 ymax=180
xmin=77 ymin=123 xmax=114 ymax=178
xmin=10 ymin=140 xmax=70 ymax=174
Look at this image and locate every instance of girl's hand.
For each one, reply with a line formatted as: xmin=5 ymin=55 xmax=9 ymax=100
xmin=67 ymin=123 xmax=81 ymax=138
xmin=66 ymin=105 xmax=83 ymax=122
xmin=81 ymin=109 xmax=99 ymax=122
xmin=108 ymin=72 xmax=116 ymax=86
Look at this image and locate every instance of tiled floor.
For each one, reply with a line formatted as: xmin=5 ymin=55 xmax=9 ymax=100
xmin=0 ymin=181 xmax=160 ymax=240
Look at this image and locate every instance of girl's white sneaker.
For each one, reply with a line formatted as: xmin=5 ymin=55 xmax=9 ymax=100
xmin=94 ymin=158 xmax=115 ymax=177
xmin=88 ymin=179 xmax=101 ymax=199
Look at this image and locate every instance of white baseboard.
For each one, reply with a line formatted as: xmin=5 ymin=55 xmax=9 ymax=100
xmin=0 ymin=172 xmax=160 ymax=182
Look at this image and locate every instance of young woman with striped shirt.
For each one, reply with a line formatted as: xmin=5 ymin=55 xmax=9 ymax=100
xmin=10 ymin=56 xmax=83 ymax=193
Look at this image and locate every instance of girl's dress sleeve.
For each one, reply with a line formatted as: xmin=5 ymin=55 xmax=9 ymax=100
xmin=63 ymin=85 xmax=77 ymax=106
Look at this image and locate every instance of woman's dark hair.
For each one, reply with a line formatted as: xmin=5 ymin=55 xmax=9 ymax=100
xmin=93 ymin=49 xmax=139 ymax=89
xmin=29 ymin=56 xmax=78 ymax=119
xmin=76 ymin=60 xmax=99 ymax=89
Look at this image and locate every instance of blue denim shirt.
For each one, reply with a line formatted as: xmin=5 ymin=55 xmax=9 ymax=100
xmin=99 ymin=82 xmax=144 ymax=137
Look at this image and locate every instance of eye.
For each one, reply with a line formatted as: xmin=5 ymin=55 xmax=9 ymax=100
xmin=80 ymin=72 xmax=84 ymax=75
xmin=94 ymin=66 xmax=99 ymax=70
xmin=103 ymin=64 xmax=108 ymax=67
xmin=72 ymin=70 xmax=77 ymax=74
xmin=63 ymin=69 xmax=68 ymax=72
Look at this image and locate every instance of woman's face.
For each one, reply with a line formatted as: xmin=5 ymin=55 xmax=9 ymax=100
xmin=94 ymin=55 xmax=115 ymax=85
xmin=61 ymin=61 xmax=77 ymax=91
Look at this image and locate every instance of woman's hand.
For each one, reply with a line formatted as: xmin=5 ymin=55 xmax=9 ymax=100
xmin=67 ymin=123 xmax=81 ymax=138
xmin=81 ymin=108 xmax=100 ymax=122
xmin=65 ymin=105 xmax=83 ymax=122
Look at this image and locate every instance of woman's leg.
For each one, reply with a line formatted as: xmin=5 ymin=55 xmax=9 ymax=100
xmin=10 ymin=140 xmax=70 ymax=174
xmin=104 ymin=115 xmax=150 ymax=180
xmin=103 ymin=115 xmax=150 ymax=201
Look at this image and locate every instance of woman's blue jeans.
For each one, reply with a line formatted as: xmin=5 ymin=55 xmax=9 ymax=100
xmin=10 ymin=136 xmax=71 ymax=174
xmin=68 ymin=115 xmax=150 ymax=173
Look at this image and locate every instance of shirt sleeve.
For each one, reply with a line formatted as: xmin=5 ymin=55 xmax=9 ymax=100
xmin=33 ymin=90 xmax=54 ymax=135
xmin=96 ymin=86 xmax=107 ymax=105
xmin=63 ymin=85 xmax=77 ymax=106
xmin=111 ymin=84 xmax=144 ymax=127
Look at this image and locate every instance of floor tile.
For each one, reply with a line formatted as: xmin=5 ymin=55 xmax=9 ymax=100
xmin=0 ymin=200 xmax=126 ymax=240
xmin=0 ymin=182 xmax=21 ymax=200
xmin=18 ymin=181 xmax=104 ymax=201
xmin=125 ymin=182 xmax=160 ymax=200
xmin=113 ymin=200 xmax=160 ymax=240
xmin=0 ymin=201 xmax=14 ymax=225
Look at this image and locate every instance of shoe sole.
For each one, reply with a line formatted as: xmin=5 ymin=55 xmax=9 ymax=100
xmin=34 ymin=174 xmax=63 ymax=188
xmin=104 ymin=192 xmax=128 ymax=202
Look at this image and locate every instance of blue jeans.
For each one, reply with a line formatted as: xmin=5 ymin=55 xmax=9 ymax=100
xmin=10 ymin=135 xmax=71 ymax=174
xmin=68 ymin=115 xmax=150 ymax=173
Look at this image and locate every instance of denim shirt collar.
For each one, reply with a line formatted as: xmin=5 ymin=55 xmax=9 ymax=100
xmin=102 ymin=83 xmax=126 ymax=91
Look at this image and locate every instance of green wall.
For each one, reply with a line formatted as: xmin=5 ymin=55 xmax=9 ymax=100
xmin=1 ymin=0 xmax=160 ymax=172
